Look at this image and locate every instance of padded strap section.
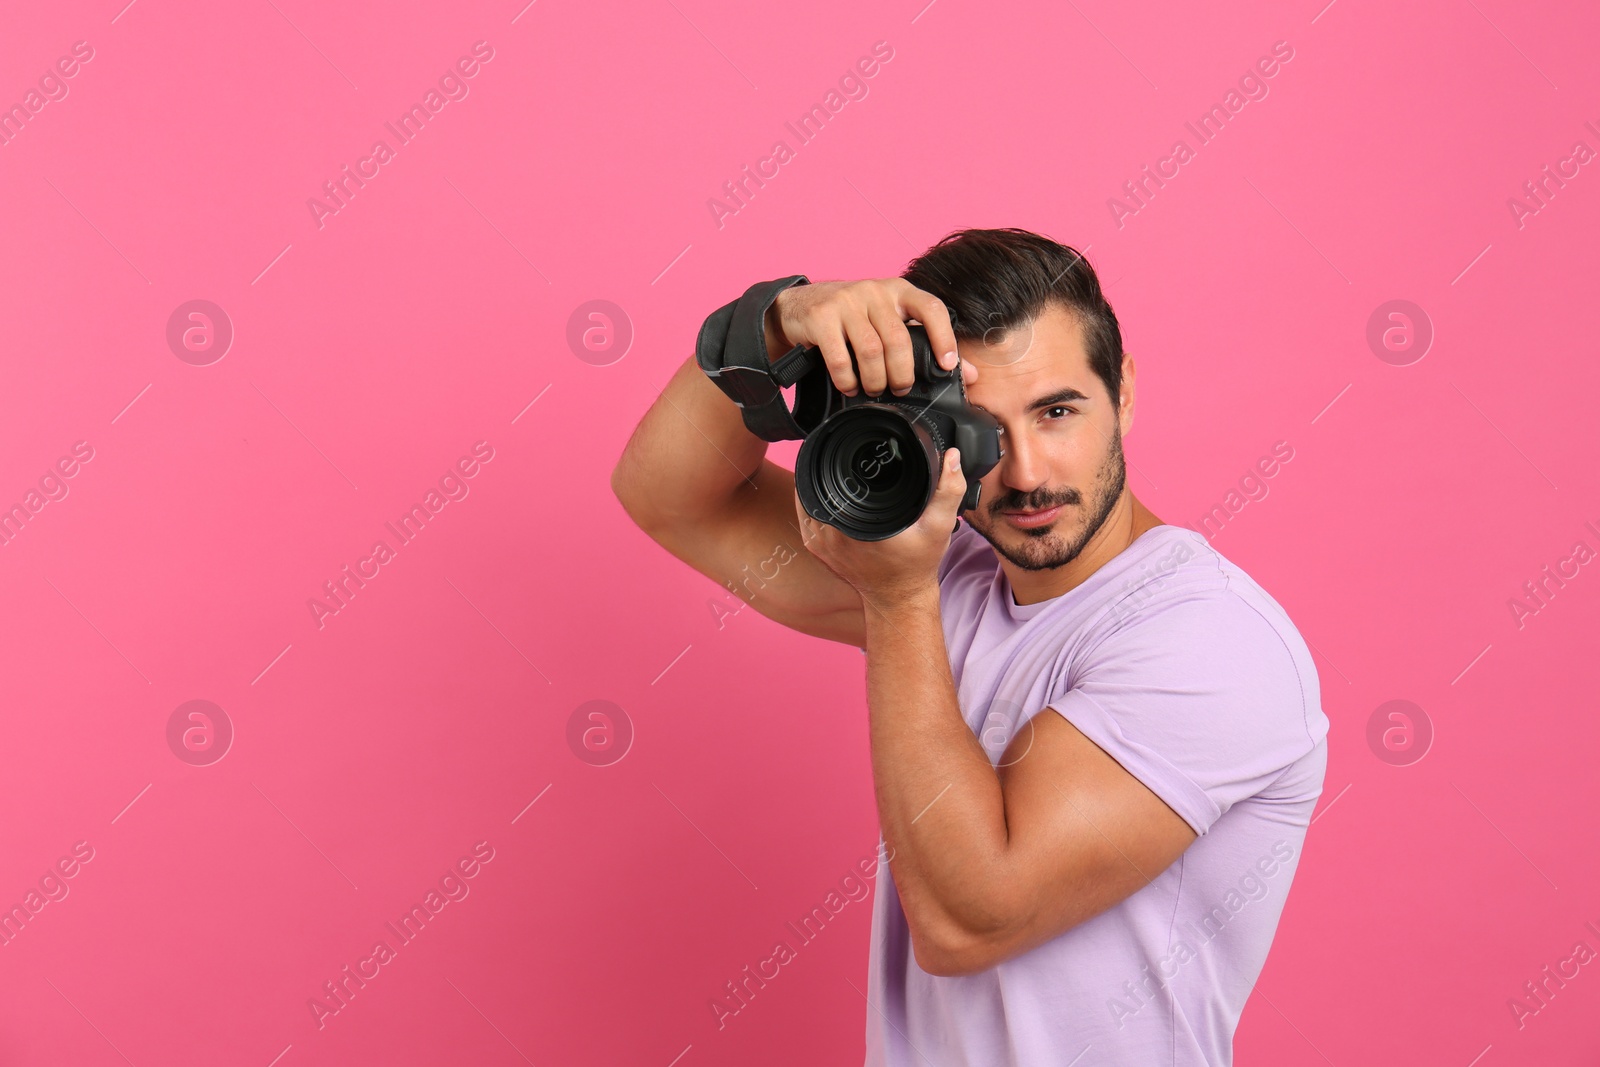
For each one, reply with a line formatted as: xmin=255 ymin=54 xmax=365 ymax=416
xmin=701 ymin=275 xmax=814 ymax=440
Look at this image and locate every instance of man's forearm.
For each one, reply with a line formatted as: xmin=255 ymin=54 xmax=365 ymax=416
xmin=611 ymin=355 xmax=767 ymax=528
xmin=864 ymin=582 xmax=1011 ymax=966
xmin=612 ymin=304 xmax=791 ymax=527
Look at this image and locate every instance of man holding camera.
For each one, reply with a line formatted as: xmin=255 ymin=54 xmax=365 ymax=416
xmin=611 ymin=227 xmax=1328 ymax=1065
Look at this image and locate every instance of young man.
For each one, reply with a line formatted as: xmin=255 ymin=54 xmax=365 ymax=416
xmin=611 ymin=227 xmax=1329 ymax=1065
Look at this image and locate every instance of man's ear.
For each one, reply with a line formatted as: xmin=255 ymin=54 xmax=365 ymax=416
xmin=1117 ymin=350 xmax=1137 ymax=435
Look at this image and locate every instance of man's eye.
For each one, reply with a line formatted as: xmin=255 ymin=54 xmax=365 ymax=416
xmin=1046 ymin=406 xmax=1075 ymax=419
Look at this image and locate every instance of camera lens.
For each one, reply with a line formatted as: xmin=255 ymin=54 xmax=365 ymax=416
xmin=847 ymin=435 xmax=902 ymax=492
xmin=795 ymin=405 xmax=942 ymax=541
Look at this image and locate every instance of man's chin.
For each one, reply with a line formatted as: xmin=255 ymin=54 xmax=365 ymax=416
xmin=974 ymin=522 xmax=1081 ymax=570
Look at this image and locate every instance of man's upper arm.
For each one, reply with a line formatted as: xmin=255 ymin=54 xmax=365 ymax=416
xmin=935 ymin=710 xmax=1198 ymax=974
xmin=641 ymin=458 xmax=867 ymax=647
xmin=936 ymin=593 xmax=1317 ymax=975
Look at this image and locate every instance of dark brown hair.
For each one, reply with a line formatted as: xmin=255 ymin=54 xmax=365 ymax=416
xmin=901 ymin=227 xmax=1125 ymax=409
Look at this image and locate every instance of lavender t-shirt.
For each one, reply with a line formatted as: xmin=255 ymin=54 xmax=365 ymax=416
xmin=864 ymin=520 xmax=1329 ymax=1067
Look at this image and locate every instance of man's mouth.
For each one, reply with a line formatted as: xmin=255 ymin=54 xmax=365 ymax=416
xmin=1001 ymin=504 xmax=1065 ymax=528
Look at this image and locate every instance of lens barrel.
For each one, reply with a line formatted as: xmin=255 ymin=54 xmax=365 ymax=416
xmin=795 ymin=404 xmax=944 ymax=541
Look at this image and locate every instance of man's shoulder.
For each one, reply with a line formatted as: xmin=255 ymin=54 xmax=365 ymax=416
xmin=1103 ymin=528 xmax=1299 ymax=642
xmin=1088 ymin=528 xmax=1327 ymax=743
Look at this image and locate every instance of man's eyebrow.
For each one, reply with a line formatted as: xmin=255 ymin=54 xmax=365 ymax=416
xmin=970 ymin=387 xmax=1091 ymax=415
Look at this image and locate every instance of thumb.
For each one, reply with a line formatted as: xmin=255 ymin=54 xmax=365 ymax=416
xmin=936 ymin=447 xmax=966 ymax=504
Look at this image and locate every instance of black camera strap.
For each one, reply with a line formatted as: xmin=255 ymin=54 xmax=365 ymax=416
xmin=696 ymin=275 xmax=827 ymax=441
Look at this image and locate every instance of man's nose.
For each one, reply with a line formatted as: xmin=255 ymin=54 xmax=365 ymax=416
xmin=998 ymin=430 xmax=1047 ymax=492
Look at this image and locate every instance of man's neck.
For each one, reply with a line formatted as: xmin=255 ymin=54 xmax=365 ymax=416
xmin=1005 ymin=495 xmax=1164 ymax=607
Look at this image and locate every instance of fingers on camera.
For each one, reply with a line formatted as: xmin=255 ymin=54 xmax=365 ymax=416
xmin=842 ymin=308 xmax=885 ymax=396
xmin=866 ymin=303 xmax=916 ymax=396
xmin=821 ymin=283 xmax=953 ymax=399
xmin=816 ymin=316 xmax=860 ymax=396
xmin=900 ymin=286 xmax=958 ymax=370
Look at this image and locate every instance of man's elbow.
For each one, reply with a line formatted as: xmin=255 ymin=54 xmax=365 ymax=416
xmin=914 ymin=928 xmax=1000 ymax=978
xmin=609 ymin=456 xmax=634 ymax=509
xmin=909 ymin=903 xmax=1013 ymax=978
xmin=610 ymin=458 xmax=659 ymax=532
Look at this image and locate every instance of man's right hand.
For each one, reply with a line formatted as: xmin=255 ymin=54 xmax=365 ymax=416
xmin=763 ymin=278 xmax=978 ymax=399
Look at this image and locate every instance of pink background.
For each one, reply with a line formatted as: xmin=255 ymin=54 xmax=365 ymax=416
xmin=2 ymin=0 xmax=1598 ymax=1063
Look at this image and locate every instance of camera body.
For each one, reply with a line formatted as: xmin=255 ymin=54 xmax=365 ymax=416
xmin=792 ymin=322 xmax=1003 ymax=541
xmin=696 ymin=275 xmax=1004 ymax=541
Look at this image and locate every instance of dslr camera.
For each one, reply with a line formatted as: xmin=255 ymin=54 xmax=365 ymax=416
xmin=696 ymin=275 xmax=1002 ymax=542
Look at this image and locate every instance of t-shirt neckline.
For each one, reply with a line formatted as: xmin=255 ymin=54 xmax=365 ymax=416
xmin=1003 ymin=523 xmax=1181 ymax=620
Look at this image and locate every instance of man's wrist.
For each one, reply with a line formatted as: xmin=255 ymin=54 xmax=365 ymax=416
xmin=863 ymin=582 xmax=943 ymax=630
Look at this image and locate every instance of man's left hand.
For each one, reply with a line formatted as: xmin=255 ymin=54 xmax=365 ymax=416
xmin=795 ymin=446 xmax=967 ymax=603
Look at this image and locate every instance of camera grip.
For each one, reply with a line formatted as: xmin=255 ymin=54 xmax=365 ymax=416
xmin=952 ymin=416 xmax=1002 ymax=513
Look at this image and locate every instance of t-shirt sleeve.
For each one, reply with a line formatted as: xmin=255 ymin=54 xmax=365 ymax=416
xmin=1047 ymin=592 xmax=1319 ymax=837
